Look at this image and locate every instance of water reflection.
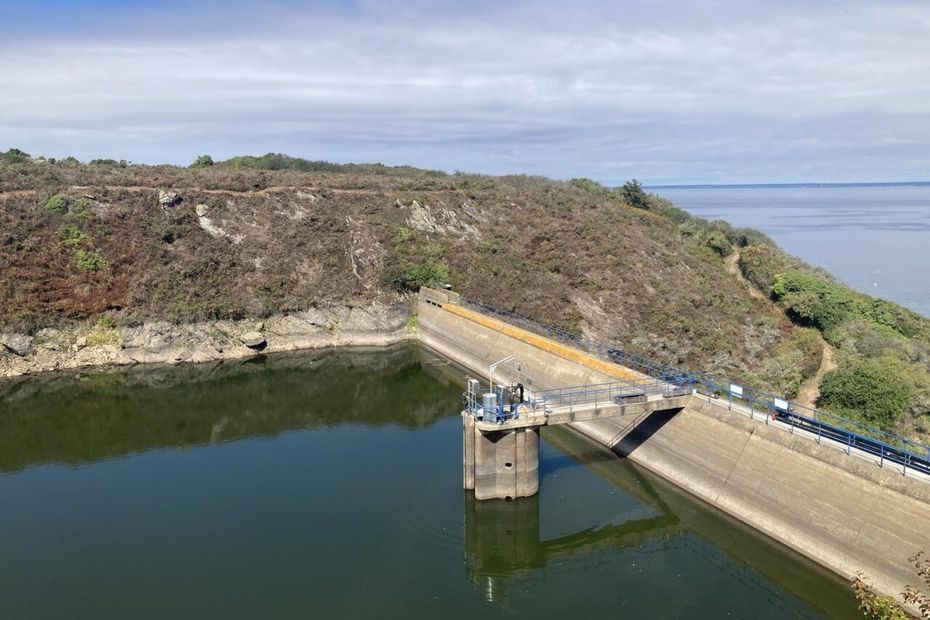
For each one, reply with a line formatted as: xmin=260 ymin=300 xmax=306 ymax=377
xmin=0 ymin=343 xmax=456 ymax=473
xmin=464 ymin=492 xmax=681 ymax=603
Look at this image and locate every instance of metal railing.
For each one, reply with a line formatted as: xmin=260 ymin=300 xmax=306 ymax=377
xmin=457 ymin=296 xmax=930 ymax=477
xmin=464 ymin=376 xmax=694 ymax=425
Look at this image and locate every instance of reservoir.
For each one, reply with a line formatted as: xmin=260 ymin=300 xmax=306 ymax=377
xmin=655 ymin=185 xmax=930 ymax=317
xmin=0 ymin=345 xmax=860 ymax=618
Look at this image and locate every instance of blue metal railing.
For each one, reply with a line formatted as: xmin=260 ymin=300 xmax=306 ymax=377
xmin=458 ymin=296 xmax=930 ymax=477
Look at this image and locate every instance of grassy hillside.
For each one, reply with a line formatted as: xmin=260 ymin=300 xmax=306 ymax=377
xmin=1 ymin=150 xmax=927 ymax=439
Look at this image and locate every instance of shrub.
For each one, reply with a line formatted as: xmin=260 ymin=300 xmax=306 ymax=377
xmin=191 ymin=155 xmax=214 ymax=168
xmin=44 ymin=194 xmax=67 ymax=214
xmin=75 ymin=248 xmax=109 ymax=272
xmin=569 ymin=177 xmax=606 ymax=193
xmin=60 ymin=225 xmax=88 ymax=247
xmin=619 ymin=179 xmax=649 ymax=210
xmin=818 ymin=357 xmax=915 ymax=428
xmin=383 ymin=259 xmax=450 ymax=291
xmin=703 ymin=230 xmax=731 ymax=256
xmin=772 ymin=270 xmax=857 ymax=333
xmin=393 ymin=226 xmax=412 ymax=247
xmin=1 ymin=148 xmax=31 ymax=164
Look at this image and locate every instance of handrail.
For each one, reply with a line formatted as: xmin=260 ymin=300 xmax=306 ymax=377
xmin=456 ymin=296 xmax=930 ymax=475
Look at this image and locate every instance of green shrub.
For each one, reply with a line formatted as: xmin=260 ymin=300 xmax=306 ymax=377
xmin=60 ymin=225 xmax=88 ymax=247
xmin=703 ymin=230 xmax=731 ymax=256
xmin=191 ymin=155 xmax=214 ymax=168
xmin=772 ymin=270 xmax=857 ymax=333
xmin=44 ymin=194 xmax=67 ymax=214
xmin=1 ymin=148 xmax=31 ymax=164
xmin=818 ymin=357 xmax=915 ymax=428
xmin=619 ymin=179 xmax=649 ymax=210
xmin=383 ymin=259 xmax=450 ymax=291
xmin=75 ymin=248 xmax=108 ymax=272
xmin=393 ymin=226 xmax=412 ymax=247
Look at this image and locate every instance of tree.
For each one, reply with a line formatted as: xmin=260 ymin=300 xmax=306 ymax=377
xmin=191 ymin=155 xmax=214 ymax=168
xmin=620 ymin=179 xmax=649 ymax=210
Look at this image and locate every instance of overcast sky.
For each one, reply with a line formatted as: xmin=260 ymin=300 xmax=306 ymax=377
xmin=2 ymin=0 xmax=929 ymax=184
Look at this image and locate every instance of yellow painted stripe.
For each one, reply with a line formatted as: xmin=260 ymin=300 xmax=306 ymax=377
xmin=443 ymin=304 xmax=645 ymax=381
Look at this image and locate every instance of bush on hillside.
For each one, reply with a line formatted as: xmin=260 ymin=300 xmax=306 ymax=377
xmin=191 ymin=155 xmax=214 ymax=168
xmin=772 ymin=270 xmax=858 ymax=333
xmin=1 ymin=148 xmax=31 ymax=164
xmin=43 ymin=194 xmax=67 ymax=214
xmin=383 ymin=258 xmax=450 ymax=291
xmin=818 ymin=357 xmax=915 ymax=428
xmin=619 ymin=179 xmax=650 ymax=210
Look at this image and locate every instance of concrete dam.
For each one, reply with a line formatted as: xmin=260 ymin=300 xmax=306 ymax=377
xmin=415 ymin=287 xmax=930 ymax=611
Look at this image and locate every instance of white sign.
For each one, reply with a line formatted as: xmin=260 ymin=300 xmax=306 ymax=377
xmin=729 ymin=384 xmax=743 ymax=397
xmin=774 ymin=398 xmax=789 ymax=411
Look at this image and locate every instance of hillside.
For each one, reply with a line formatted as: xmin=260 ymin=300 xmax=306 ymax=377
xmin=1 ymin=151 xmax=928 ymax=440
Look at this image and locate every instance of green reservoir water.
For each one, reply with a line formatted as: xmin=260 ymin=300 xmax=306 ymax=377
xmin=0 ymin=345 xmax=860 ymax=619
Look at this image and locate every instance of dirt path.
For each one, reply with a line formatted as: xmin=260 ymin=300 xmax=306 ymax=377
xmin=795 ymin=341 xmax=837 ymax=408
xmin=724 ymin=249 xmax=765 ymax=300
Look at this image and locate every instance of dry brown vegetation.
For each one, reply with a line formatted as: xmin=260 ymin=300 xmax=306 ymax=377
xmin=8 ymin=151 xmax=929 ymax=438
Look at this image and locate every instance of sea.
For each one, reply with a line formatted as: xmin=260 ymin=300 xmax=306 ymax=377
xmin=653 ymin=185 xmax=930 ymax=318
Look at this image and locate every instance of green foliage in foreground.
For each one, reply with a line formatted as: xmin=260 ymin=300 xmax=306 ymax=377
xmin=818 ymin=357 xmax=916 ymax=428
xmin=853 ymin=551 xmax=930 ymax=619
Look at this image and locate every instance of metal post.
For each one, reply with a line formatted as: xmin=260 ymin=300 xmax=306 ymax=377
xmin=846 ymin=433 xmax=852 ymax=456
xmin=880 ymin=445 xmax=884 ymax=468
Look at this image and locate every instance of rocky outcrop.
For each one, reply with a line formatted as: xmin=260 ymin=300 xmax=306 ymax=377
xmin=0 ymin=333 xmax=34 ymax=357
xmin=158 ymin=190 xmax=182 ymax=209
xmin=239 ymin=332 xmax=266 ymax=349
xmin=0 ymin=301 xmax=413 ymax=378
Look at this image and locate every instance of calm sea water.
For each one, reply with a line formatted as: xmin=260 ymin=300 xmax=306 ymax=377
xmin=0 ymin=345 xmax=858 ymax=619
xmin=654 ymin=186 xmax=930 ymax=317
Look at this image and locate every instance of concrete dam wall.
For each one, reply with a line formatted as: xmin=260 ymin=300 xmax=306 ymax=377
xmin=416 ymin=289 xmax=930 ymax=607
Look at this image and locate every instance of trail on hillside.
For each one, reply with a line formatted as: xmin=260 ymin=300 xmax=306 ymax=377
xmin=795 ymin=342 xmax=837 ymax=408
xmin=725 ymin=247 xmax=836 ymax=407
xmin=724 ymin=249 xmax=766 ymax=300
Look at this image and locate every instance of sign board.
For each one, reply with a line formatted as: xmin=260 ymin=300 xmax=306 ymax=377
xmin=773 ymin=398 xmax=789 ymax=411
xmin=729 ymin=384 xmax=743 ymax=397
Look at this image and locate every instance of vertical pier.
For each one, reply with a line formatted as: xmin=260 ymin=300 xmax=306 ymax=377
xmin=463 ymin=412 xmax=540 ymax=500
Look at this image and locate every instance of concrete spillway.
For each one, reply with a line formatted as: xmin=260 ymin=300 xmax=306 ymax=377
xmin=416 ymin=287 xmax=930 ymax=614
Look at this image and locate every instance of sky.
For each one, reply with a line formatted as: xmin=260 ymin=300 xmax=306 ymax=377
xmin=2 ymin=0 xmax=929 ymax=185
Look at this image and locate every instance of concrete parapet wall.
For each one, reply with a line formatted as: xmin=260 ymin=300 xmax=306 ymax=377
xmin=417 ymin=289 xmax=930 ymax=608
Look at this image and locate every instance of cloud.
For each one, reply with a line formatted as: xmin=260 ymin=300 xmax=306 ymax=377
xmin=2 ymin=0 xmax=928 ymax=183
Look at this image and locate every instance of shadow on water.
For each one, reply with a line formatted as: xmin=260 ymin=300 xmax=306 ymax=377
xmin=536 ymin=427 xmax=862 ymax=620
xmin=0 ymin=343 xmax=459 ymax=473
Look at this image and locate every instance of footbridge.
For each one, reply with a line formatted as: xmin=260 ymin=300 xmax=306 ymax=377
xmin=462 ymin=374 xmax=692 ymax=499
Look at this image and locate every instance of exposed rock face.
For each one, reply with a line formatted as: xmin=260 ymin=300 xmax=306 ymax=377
xmin=158 ymin=190 xmax=182 ymax=209
xmin=239 ymin=332 xmax=266 ymax=349
xmin=0 ymin=301 xmax=412 ymax=378
xmin=0 ymin=333 xmax=34 ymax=357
